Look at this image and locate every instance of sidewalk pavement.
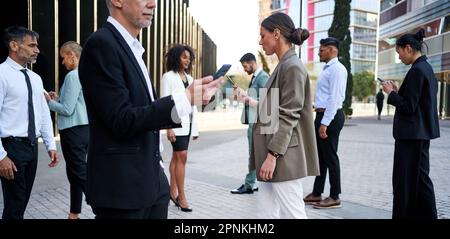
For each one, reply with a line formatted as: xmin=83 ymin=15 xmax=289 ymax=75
xmin=1 ymin=109 xmax=449 ymax=219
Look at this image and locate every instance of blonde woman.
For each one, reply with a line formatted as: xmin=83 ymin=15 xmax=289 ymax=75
xmin=46 ymin=41 xmax=88 ymax=219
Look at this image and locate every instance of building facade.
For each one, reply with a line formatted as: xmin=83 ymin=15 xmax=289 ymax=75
xmin=258 ymin=0 xmax=303 ymax=73
xmin=377 ymin=0 xmax=450 ymax=118
xmin=306 ymin=0 xmax=379 ymax=77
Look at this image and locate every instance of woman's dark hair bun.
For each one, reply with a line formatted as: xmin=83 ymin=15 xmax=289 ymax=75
xmin=290 ymin=28 xmax=309 ymax=45
xmin=414 ymin=28 xmax=425 ymax=43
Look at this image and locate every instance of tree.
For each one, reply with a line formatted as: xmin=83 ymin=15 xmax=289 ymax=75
xmin=258 ymin=50 xmax=271 ymax=74
xmin=328 ymin=0 xmax=353 ymax=116
xmin=353 ymin=71 xmax=376 ymax=102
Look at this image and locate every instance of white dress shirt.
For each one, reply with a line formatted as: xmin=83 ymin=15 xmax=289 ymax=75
xmin=0 ymin=57 xmax=57 ymax=160
xmin=161 ymin=71 xmax=199 ymax=136
xmin=314 ymin=57 xmax=347 ymax=126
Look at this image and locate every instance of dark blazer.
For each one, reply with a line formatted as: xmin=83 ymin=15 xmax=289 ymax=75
xmin=387 ymin=55 xmax=440 ymax=140
xmin=376 ymin=91 xmax=384 ymax=104
xmin=78 ymin=22 xmax=181 ymax=209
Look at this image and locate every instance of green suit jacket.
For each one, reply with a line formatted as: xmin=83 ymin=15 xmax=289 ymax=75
xmin=241 ymin=69 xmax=269 ymax=125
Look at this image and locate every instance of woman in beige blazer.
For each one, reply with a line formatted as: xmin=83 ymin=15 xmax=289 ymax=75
xmin=161 ymin=44 xmax=199 ymax=212
xmin=243 ymin=13 xmax=319 ymax=219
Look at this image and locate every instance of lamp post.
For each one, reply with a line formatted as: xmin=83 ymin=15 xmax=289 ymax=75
xmin=298 ymin=0 xmax=302 ymax=58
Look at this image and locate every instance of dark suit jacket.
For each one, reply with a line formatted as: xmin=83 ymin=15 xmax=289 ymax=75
xmin=387 ymin=55 xmax=440 ymax=140
xmin=376 ymin=91 xmax=384 ymax=104
xmin=78 ymin=22 xmax=181 ymax=209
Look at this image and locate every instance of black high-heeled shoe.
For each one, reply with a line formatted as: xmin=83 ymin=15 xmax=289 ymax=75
xmin=170 ymin=196 xmax=179 ymax=207
xmin=176 ymin=197 xmax=193 ymax=212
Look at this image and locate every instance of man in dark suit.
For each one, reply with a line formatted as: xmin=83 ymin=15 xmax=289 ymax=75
xmin=78 ymin=0 xmax=222 ymax=219
xmin=376 ymin=89 xmax=384 ymax=120
xmin=382 ymin=29 xmax=440 ymax=219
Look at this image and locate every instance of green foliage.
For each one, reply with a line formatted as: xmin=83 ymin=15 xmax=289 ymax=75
xmin=353 ymin=71 xmax=376 ymax=102
xmin=328 ymin=0 xmax=353 ymax=115
xmin=258 ymin=50 xmax=271 ymax=74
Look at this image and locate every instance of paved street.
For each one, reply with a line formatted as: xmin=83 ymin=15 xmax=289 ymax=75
xmin=0 ymin=112 xmax=449 ymax=219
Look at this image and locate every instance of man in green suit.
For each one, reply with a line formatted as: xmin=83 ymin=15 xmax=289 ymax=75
xmin=231 ymin=53 xmax=269 ymax=194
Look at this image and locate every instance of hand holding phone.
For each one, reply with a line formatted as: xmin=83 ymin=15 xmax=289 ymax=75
xmin=213 ymin=64 xmax=232 ymax=80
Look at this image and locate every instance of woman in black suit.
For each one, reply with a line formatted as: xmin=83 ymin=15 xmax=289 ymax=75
xmin=382 ymin=29 xmax=440 ymax=219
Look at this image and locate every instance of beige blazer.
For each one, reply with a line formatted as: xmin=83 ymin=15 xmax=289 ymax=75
xmin=250 ymin=48 xmax=319 ymax=182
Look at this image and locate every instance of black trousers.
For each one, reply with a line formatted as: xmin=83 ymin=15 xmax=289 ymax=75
xmin=377 ymin=103 xmax=383 ymax=116
xmin=60 ymin=125 xmax=89 ymax=214
xmin=392 ymin=140 xmax=437 ymax=219
xmin=1 ymin=137 xmax=38 ymax=219
xmin=312 ymin=110 xmax=345 ymax=198
xmin=92 ymin=167 xmax=170 ymax=219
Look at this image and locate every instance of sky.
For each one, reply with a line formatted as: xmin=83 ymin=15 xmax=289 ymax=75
xmin=189 ymin=0 xmax=260 ymax=73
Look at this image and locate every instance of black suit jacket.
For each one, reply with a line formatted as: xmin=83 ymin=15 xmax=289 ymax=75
xmin=376 ymin=91 xmax=384 ymax=104
xmin=78 ymin=22 xmax=181 ymax=209
xmin=387 ymin=55 xmax=440 ymax=140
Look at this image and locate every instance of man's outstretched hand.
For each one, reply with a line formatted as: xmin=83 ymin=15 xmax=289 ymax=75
xmin=186 ymin=76 xmax=225 ymax=106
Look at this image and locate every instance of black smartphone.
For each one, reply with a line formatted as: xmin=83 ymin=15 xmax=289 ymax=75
xmin=377 ymin=77 xmax=385 ymax=83
xmin=213 ymin=64 xmax=232 ymax=80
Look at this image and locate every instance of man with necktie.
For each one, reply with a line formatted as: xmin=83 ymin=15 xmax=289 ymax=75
xmin=230 ymin=53 xmax=269 ymax=194
xmin=303 ymin=37 xmax=347 ymax=209
xmin=0 ymin=26 xmax=59 ymax=219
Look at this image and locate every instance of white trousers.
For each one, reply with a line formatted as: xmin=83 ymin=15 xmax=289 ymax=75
xmin=257 ymin=178 xmax=307 ymax=219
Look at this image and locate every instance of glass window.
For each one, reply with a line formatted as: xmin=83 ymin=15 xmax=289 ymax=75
xmin=381 ymin=0 xmax=395 ymax=12
xmin=352 ymin=0 xmax=379 ymax=13
xmin=380 ymin=0 xmax=403 ymax=12
xmin=271 ymin=0 xmax=281 ymax=10
xmin=314 ymin=15 xmax=333 ymax=32
xmin=441 ymin=15 xmax=450 ymax=33
xmin=352 ymin=27 xmax=377 ymax=44
xmin=352 ymin=60 xmax=375 ymax=73
xmin=352 ymin=44 xmax=376 ymax=60
xmin=401 ymin=19 xmax=441 ymax=38
xmin=410 ymin=0 xmax=425 ymax=12
xmin=425 ymin=0 xmax=438 ymax=5
xmin=380 ymin=18 xmax=443 ymax=52
xmin=378 ymin=37 xmax=397 ymax=51
xmin=352 ymin=11 xmax=378 ymax=28
xmin=314 ymin=0 xmax=334 ymax=16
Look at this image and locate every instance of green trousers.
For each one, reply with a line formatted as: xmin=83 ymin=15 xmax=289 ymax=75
xmin=244 ymin=126 xmax=256 ymax=189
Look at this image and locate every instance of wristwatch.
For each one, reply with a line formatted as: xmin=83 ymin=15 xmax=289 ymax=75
xmin=268 ymin=150 xmax=281 ymax=159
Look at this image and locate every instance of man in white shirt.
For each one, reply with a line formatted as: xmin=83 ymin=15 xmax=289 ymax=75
xmin=303 ymin=37 xmax=347 ymax=209
xmin=78 ymin=0 xmax=223 ymax=219
xmin=0 ymin=26 xmax=59 ymax=219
